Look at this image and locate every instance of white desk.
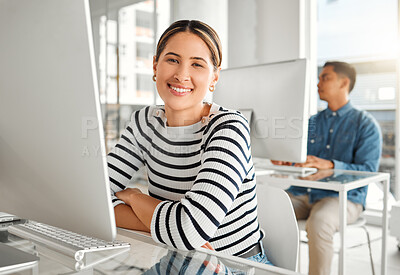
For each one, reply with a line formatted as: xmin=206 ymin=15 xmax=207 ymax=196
xmin=0 ymin=226 xmax=301 ymax=275
xmin=389 ymin=200 xmax=400 ymax=249
xmin=256 ymin=169 xmax=390 ymax=275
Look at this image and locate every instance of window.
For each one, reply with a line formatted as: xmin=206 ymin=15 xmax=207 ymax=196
xmin=317 ymin=0 xmax=398 ymax=196
xmin=92 ymin=0 xmax=170 ymax=150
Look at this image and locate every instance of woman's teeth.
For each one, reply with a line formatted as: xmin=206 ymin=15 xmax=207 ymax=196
xmin=171 ymin=86 xmax=191 ymax=93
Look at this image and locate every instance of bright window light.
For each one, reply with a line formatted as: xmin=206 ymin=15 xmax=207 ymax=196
xmin=378 ymin=87 xmax=395 ymax=100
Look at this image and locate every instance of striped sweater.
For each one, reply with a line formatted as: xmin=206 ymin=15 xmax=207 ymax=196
xmin=108 ymin=103 xmax=263 ymax=256
xmin=143 ymin=250 xmax=236 ymax=274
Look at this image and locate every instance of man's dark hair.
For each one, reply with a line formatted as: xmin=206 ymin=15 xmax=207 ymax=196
xmin=323 ymin=61 xmax=357 ymax=93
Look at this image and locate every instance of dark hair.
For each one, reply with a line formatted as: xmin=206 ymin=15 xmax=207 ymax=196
xmin=155 ymin=20 xmax=222 ymax=71
xmin=323 ymin=61 xmax=357 ymax=93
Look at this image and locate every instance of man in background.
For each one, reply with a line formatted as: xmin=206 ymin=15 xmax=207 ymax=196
xmin=275 ymin=61 xmax=382 ymax=275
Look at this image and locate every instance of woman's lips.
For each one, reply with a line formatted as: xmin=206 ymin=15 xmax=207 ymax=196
xmin=168 ymin=84 xmax=193 ymax=96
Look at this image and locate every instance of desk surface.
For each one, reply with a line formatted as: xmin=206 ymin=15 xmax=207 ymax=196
xmin=0 ymin=226 xmax=299 ymax=275
xmin=256 ymin=168 xmax=389 ymax=191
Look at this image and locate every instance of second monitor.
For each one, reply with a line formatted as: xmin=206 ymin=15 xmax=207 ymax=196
xmin=213 ymin=59 xmax=309 ymax=163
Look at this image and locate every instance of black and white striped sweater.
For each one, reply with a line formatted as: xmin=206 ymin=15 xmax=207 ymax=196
xmin=108 ymin=103 xmax=262 ymax=256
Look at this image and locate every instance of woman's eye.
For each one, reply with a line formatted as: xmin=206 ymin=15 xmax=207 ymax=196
xmin=193 ymin=63 xmax=203 ymax=68
xmin=167 ymin=58 xmax=178 ymax=63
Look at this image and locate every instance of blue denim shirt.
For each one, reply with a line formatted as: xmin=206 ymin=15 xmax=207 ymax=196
xmin=287 ymin=102 xmax=382 ymax=207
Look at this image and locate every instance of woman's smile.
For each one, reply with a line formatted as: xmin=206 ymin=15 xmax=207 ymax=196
xmin=168 ymin=83 xmax=193 ymax=96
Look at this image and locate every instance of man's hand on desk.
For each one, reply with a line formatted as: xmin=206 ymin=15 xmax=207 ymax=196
xmin=299 ymin=169 xmax=334 ymax=181
xmin=272 ymin=155 xmax=334 ymax=170
xmin=294 ymin=155 xmax=334 ymax=170
xmin=270 ymin=160 xmax=293 ymax=166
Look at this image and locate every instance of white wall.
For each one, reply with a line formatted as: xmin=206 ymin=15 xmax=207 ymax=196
xmin=228 ymin=0 xmax=317 ymax=115
xmin=171 ymin=0 xmax=228 ymax=69
xmin=228 ymin=0 xmax=302 ymax=67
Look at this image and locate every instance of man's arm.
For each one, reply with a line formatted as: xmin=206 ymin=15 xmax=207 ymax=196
xmin=330 ymin=117 xmax=382 ymax=172
xmin=298 ymin=116 xmax=382 ymax=171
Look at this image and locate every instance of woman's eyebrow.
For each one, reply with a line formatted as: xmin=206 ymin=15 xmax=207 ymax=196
xmin=191 ymin=56 xmax=208 ymax=63
xmin=165 ymin=52 xmax=180 ymax=57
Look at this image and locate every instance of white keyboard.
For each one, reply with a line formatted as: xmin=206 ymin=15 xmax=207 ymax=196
xmin=256 ymin=164 xmax=318 ymax=176
xmin=8 ymin=221 xmax=130 ymax=261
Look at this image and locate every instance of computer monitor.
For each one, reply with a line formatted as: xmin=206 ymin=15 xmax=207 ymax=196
xmin=0 ymin=0 xmax=116 ymax=241
xmin=213 ymin=59 xmax=310 ymax=163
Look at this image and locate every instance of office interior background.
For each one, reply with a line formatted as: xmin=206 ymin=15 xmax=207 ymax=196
xmin=88 ymin=0 xmax=400 ymax=205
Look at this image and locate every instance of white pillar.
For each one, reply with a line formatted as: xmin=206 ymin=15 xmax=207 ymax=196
xmin=395 ymin=0 xmax=400 ymax=199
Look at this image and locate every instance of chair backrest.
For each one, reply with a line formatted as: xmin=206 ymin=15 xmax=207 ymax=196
xmin=256 ymin=184 xmax=299 ymax=271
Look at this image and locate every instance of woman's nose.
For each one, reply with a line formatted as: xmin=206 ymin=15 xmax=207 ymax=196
xmin=174 ymin=65 xmax=190 ymax=82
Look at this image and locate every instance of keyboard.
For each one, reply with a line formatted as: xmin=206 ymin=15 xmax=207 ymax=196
xmin=256 ymin=164 xmax=318 ymax=176
xmin=8 ymin=221 xmax=130 ymax=261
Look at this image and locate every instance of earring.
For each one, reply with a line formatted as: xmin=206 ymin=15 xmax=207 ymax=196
xmin=209 ymin=85 xmax=215 ymax=92
xmin=152 ymin=75 xmax=156 ymax=82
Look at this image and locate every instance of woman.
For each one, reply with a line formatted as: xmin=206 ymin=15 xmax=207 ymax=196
xmin=108 ymin=20 xmax=271 ymax=265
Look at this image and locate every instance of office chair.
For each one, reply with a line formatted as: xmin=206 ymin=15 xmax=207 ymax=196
xmin=297 ymin=216 xmax=375 ymax=275
xmin=256 ymin=184 xmax=299 ymax=271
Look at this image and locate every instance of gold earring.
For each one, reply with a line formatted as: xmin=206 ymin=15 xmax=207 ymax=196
xmin=152 ymin=75 xmax=156 ymax=82
xmin=209 ymin=85 xmax=215 ymax=92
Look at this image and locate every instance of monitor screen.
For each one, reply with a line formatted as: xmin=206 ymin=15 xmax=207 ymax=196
xmin=213 ymin=59 xmax=309 ymax=163
xmin=0 ymin=0 xmax=116 ymax=241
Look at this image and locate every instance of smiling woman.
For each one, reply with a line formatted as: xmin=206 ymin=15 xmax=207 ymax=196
xmin=107 ymin=20 xmax=272 ymax=265
xmin=153 ymin=31 xmax=218 ymax=127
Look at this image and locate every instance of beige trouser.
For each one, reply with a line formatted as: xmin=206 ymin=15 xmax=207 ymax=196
xmin=289 ymin=194 xmax=363 ymax=275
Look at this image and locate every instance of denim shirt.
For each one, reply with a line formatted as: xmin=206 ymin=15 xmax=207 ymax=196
xmin=287 ymin=102 xmax=382 ymax=207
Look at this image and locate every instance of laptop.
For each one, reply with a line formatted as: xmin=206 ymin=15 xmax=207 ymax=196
xmin=0 ymin=243 xmax=39 ymax=273
xmin=0 ymin=213 xmax=20 ymax=224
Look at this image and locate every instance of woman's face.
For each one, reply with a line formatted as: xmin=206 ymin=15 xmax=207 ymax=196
xmin=153 ymin=32 xmax=219 ymax=114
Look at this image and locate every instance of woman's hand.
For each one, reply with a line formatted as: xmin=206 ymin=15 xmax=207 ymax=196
xmin=201 ymin=242 xmax=222 ymax=273
xmin=116 ymin=189 xmax=162 ymax=230
xmin=201 ymin=242 xmax=214 ymax=250
xmin=116 ymin=188 xmax=143 ymax=206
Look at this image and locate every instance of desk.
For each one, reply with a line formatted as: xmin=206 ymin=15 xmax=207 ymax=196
xmin=256 ymin=169 xmax=390 ymax=275
xmin=0 ymin=226 xmax=300 ymax=275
